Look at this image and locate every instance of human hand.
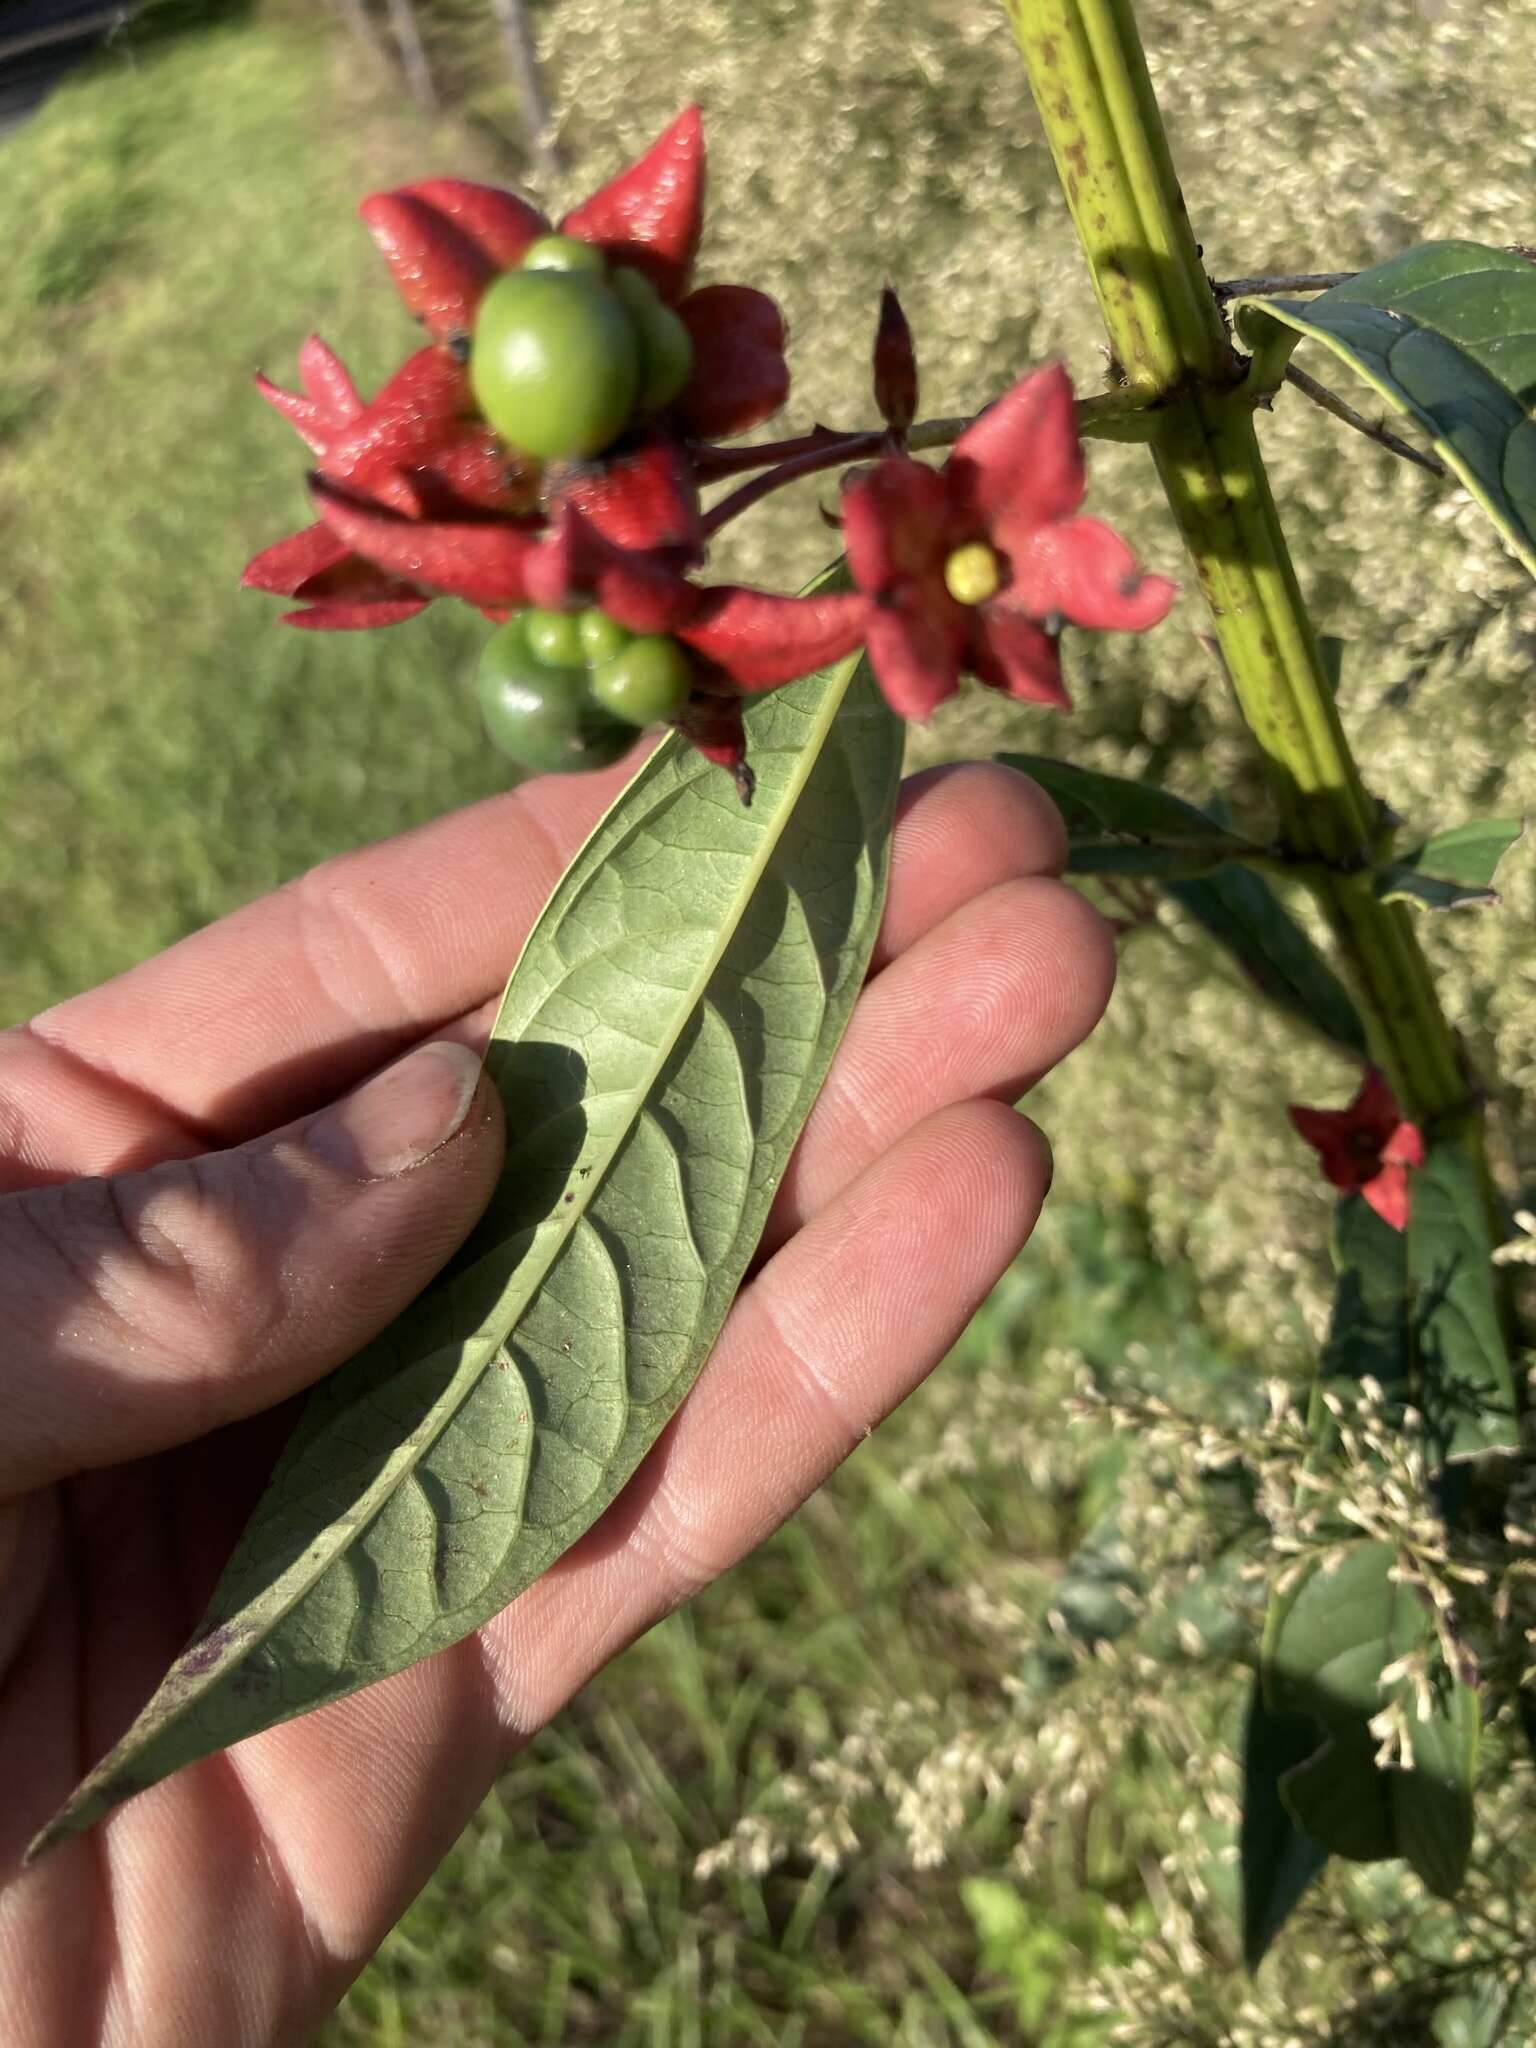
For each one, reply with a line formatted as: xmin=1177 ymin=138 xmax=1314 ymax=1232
xmin=0 ymin=758 xmax=1112 ymax=2046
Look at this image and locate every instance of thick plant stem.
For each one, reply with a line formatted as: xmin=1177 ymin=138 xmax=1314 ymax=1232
xmin=1001 ymin=0 xmax=1467 ymax=1125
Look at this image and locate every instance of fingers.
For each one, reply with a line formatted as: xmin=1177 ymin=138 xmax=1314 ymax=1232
xmin=2 ymin=761 xmax=1069 ymax=1184
xmin=762 ymin=871 xmax=1114 ymax=1255
xmin=0 ymin=1041 xmax=504 ymax=1497
xmin=4 ymin=758 xmax=646 ymax=1183
xmin=483 ymin=1098 xmax=1052 ymax=1733
xmin=869 ymin=760 xmax=1067 ymax=971
xmin=217 ymin=1099 xmax=1051 ymax=1996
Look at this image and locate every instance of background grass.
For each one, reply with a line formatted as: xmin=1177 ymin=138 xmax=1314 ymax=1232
xmin=4 ymin=1 xmax=1536 ymax=2040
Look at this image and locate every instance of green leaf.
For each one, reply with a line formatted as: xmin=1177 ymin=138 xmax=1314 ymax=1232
xmin=1377 ymin=816 xmax=1524 ymax=912
xmin=1233 ymin=243 xmax=1536 ymax=576
xmin=1409 ymin=1141 xmax=1520 ymax=1462
xmin=1263 ymin=1540 xmax=1478 ymax=1898
xmin=32 ymin=634 xmax=903 ymax=1857
xmin=1163 ymin=863 xmax=1370 ymax=1059
xmin=1239 ymin=1680 xmax=1331 ymax=1969
xmin=1311 ymin=1157 xmax=1518 ymax=1467
xmin=995 ymin=756 xmax=1370 ymax=1054
xmin=1433 ymin=1980 xmax=1509 ymax=2048
xmin=1318 ymin=1195 xmax=1413 ymax=1416
xmin=997 ymin=752 xmax=1263 ymax=878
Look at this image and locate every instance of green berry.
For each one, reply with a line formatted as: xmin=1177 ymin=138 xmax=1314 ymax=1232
xmin=589 ymin=634 xmax=694 ymax=728
xmin=476 ymin=617 xmax=635 ymax=774
xmin=521 ymin=233 xmax=608 ymax=275
xmin=524 ymin=606 xmax=586 ymax=667
xmin=611 ymin=267 xmax=694 ymax=416
xmin=471 ymin=270 xmax=640 ymax=461
xmin=578 ymin=608 xmax=633 ymax=664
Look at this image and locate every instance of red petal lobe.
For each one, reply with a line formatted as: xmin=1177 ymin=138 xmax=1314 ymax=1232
xmin=678 ymin=586 xmax=870 ymax=690
xmin=311 ymin=478 xmax=537 ymax=605
xmin=560 ymin=105 xmax=705 ymax=302
xmin=550 ymin=435 xmax=703 ymax=554
xmin=951 ymin=362 xmax=1085 ymax=529
xmin=1009 ymin=516 xmax=1177 ymax=633
xmin=358 ymin=192 xmax=496 ymax=340
xmin=283 ymin=598 xmax=431 ymax=631
xmin=675 ymin=285 xmax=790 ymax=440
xmin=297 ymin=335 xmax=362 ymax=426
xmin=242 ymin=523 xmax=351 ymax=594
xmin=967 ymin=606 xmax=1070 ymax=709
xmin=841 ymin=456 xmax=953 ymax=597
xmin=862 ymin=605 xmax=963 ymax=722
xmin=1362 ymin=1164 xmax=1412 ymax=1232
xmin=255 ymin=370 xmax=329 ymax=454
xmin=319 ymin=347 xmax=474 ymax=490
xmin=395 ymin=178 xmax=549 ymax=269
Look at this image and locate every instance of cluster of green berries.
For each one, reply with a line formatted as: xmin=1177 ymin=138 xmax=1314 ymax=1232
xmin=470 ymin=234 xmax=695 ymax=462
xmin=476 ymin=606 xmax=695 ymax=773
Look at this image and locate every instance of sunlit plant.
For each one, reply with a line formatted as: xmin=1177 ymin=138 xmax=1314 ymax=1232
xmin=32 ymin=0 xmax=1536 ymax=2001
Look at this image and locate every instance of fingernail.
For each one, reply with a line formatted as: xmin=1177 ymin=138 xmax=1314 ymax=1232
xmin=307 ymin=1040 xmax=484 ymax=1180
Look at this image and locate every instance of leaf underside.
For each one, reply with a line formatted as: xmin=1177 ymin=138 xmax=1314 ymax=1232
xmin=33 ymin=627 xmax=902 ymax=1856
xmin=1234 ymin=242 xmax=1536 ymax=575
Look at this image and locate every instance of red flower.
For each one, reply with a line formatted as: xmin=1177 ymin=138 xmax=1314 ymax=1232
xmin=840 ymin=362 xmax=1176 ymax=721
xmin=359 ymin=107 xmax=789 ymax=450
xmin=1288 ymin=1069 xmax=1426 ymax=1231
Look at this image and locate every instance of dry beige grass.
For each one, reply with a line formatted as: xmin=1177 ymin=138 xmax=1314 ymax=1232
xmin=525 ymin=0 xmax=1536 ymax=1355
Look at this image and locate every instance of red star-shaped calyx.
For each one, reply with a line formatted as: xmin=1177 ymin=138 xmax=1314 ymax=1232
xmin=1288 ymin=1069 xmax=1426 ymax=1231
xmin=841 ymin=362 xmax=1176 ymax=721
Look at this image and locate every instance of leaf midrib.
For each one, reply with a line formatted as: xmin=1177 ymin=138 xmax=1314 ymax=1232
xmin=173 ymin=656 xmax=869 ymax=1690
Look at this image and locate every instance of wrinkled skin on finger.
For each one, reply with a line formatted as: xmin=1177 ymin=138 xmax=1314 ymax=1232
xmin=0 ymin=761 xmax=1112 ymax=2047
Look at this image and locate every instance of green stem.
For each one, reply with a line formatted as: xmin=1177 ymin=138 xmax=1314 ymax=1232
xmin=1001 ymin=0 xmax=1468 ymax=1127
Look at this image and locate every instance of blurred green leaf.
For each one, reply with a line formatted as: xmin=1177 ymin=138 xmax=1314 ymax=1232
xmin=1409 ymin=1142 xmax=1521 ymax=1462
xmin=1377 ymin=817 xmax=1524 ymax=911
xmin=1240 ymin=1681 xmax=1331 ymax=1969
xmin=1318 ymin=1196 xmax=1414 ymax=1416
xmin=33 ymin=627 xmax=903 ymax=1857
xmin=1433 ymin=1980 xmax=1509 ymax=2048
xmin=1164 ymin=863 xmax=1370 ymax=1058
xmin=1263 ymin=1540 xmax=1478 ymax=1898
xmin=997 ymin=753 xmax=1264 ymax=877
xmin=1234 ymin=243 xmax=1536 ymax=576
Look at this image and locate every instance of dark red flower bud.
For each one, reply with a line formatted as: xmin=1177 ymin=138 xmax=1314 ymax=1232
xmin=872 ymin=285 xmax=918 ymax=439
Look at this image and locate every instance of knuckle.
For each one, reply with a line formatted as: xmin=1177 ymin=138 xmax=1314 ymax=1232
xmin=2 ymin=1153 xmax=288 ymax=1398
xmin=289 ymin=852 xmax=418 ymax=1033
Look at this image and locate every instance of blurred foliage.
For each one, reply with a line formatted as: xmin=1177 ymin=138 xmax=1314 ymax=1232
xmin=5 ymin=0 xmax=1536 ymax=2040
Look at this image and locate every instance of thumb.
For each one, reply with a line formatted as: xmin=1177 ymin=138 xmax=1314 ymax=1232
xmin=0 ymin=1039 xmax=504 ymax=1498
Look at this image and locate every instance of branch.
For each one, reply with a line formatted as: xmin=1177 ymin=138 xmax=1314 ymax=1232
xmin=1283 ymin=364 xmax=1446 ymax=477
xmin=1213 ymin=270 xmax=1355 ymax=301
xmin=696 ymin=391 xmax=1163 ymax=538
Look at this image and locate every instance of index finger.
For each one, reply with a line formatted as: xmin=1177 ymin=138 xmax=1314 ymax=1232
xmin=9 ymin=760 xmax=640 ymax=1167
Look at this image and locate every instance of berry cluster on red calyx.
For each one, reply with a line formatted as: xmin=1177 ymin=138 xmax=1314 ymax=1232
xmin=243 ymin=108 xmax=1177 ymax=795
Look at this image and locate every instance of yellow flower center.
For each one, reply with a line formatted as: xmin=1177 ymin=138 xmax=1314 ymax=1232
xmin=943 ymin=541 xmax=1001 ymax=607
